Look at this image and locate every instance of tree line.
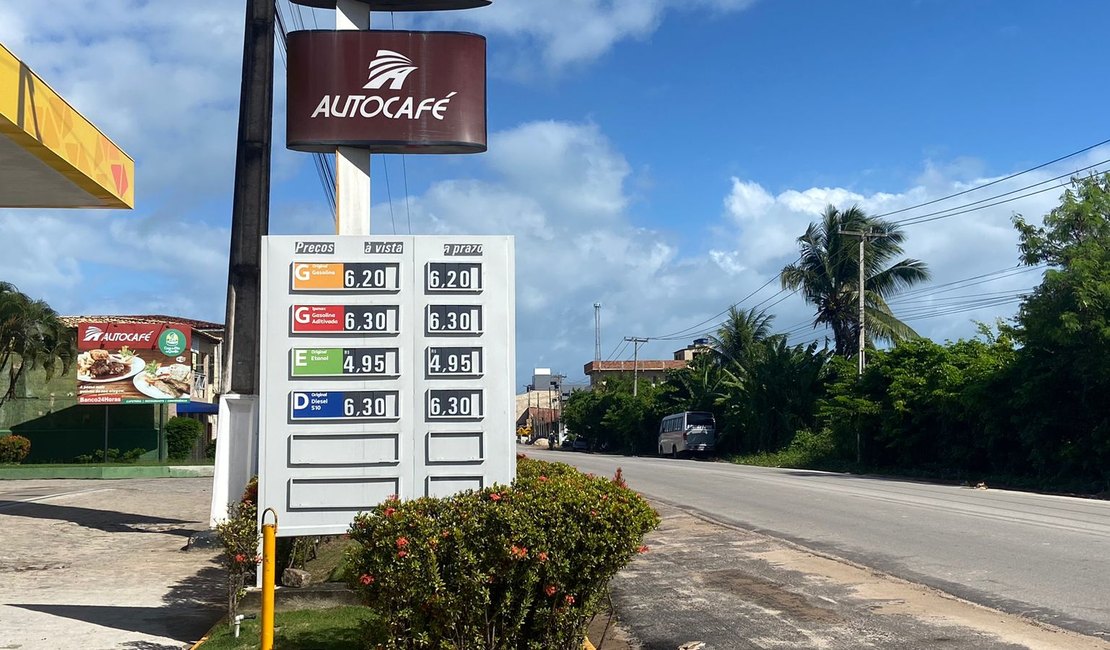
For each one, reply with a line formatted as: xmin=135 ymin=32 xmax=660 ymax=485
xmin=563 ymin=174 xmax=1110 ymax=493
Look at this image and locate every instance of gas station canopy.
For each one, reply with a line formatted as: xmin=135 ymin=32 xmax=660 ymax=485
xmin=0 ymin=42 xmax=134 ymax=209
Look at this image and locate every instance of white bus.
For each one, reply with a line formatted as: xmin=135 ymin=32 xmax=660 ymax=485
xmin=658 ymin=411 xmax=716 ymax=457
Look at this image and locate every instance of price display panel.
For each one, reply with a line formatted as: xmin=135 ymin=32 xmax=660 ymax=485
xmin=425 ymin=262 xmax=482 ymax=293
xmin=291 ymin=305 xmax=400 ymax=335
xmin=425 ymin=346 xmax=483 ymax=378
xmin=291 ymin=262 xmax=401 ymax=292
xmin=425 ymin=305 xmax=482 ymax=336
xmin=291 ymin=348 xmax=400 ymax=378
xmin=426 ymin=389 xmax=484 ymax=421
xmin=290 ymin=390 xmax=400 ymax=422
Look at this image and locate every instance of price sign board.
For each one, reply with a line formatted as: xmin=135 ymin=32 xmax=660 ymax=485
xmin=260 ymin=235 xmax=515 ymax=537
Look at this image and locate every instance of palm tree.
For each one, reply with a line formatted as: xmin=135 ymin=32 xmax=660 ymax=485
xmin=780 ymin=205 xmax=930 ymax=357
xmin=0 ymin=283 xmax=75 ymax=406
xmin=709 ymin=306 xmax=778 ymax=371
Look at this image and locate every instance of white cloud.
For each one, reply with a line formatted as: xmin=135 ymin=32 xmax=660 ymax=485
xmin=425 ymin=0 xmax=758 ymax=70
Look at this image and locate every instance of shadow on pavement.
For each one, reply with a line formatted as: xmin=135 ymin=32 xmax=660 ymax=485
xmin=9 ymin=563 xmax=223 ymax=643
xmin=0 ymin=500 xmax=196 ymax=536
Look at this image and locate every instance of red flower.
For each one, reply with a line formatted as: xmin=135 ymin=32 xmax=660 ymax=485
xmin=637 ymin=545 xmax=649 ymax=554
xmin=489 ymin=492 xmax=502 ymax=502
xmin=397 ymin=550 xmax=408 ymax=559
xmin=510 ymin=545 xmax=528 ymax=560
xmin=234 ymin=553 xmax=246 ymax=564
xmin=565 ymin=594 xmax=576 ymax=605
xmin=360 ymin=574 xmax=374 ymax=585
xmin=538 ymin=475 xmax=549 ymax=482
xmin=545 ymin=585 xmax=557 ymax=597
xmin=396 ymin=536 xmax=409 ymax=548
xmin=590 ymin=510 xmax=598 ymax=517
xmin=383 ymin=506 xmax=397 ymax=517
xmin=538 ymin=551 xmax=548 ymax=562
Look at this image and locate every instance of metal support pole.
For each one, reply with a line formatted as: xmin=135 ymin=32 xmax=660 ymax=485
xmin=858 ymin=237 xmax=865 ymax=375
xmin=625 ymin=337 xmax=648 ymax=396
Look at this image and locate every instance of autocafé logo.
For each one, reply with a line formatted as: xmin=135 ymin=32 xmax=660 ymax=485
xmin=310 ymin=48 xmax=459 ymax=121
xmin=81 ymin=325 xmax=153 ymax=344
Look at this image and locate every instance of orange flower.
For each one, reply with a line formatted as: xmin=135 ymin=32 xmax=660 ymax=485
xmin=509 ymin=544 xmax=528 ymax=560
xmin=545 ymin=585 xmax=557 ymax=597
xmin=383 ymin=506 xmax=397 ymax=517
xmin=637 ymin=545 xmax=649 ymax=554
xmin=489 ymin=492 xmax=502 ymax=502
xmin=538 ymin=475 xmax=549 ymax=482
xmin=538 ymin=551 xmax=548 ymax=562
xmin=360 ymin=574 xmax=374 ymax=585
xmin=396 ymin=536 xmax=409 ymax=548
xmin=397 ymin=550 xmax=408 ymax=559
xmin=565 ymin=594 xmax=575 ymax=605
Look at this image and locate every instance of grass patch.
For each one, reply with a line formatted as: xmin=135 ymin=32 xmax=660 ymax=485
xmin=199 ymin=607 xmax=373 ymax=650
xmin=303 ymin=536 xmax=356 ymax=584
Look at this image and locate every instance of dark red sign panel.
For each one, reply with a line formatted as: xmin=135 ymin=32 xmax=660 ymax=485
xmin=289 ymin=0 xmax=491 ymax=9
xmin=287 ymin=30 xmax=486 ymax=154
xmin=76 ymin=322 xmax=193 ymax=404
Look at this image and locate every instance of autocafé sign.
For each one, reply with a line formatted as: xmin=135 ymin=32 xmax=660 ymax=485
xmin=76 ymin=322 xmax=193 ymax=404
xmin=286 ymin=30 xmax=486 ymax=154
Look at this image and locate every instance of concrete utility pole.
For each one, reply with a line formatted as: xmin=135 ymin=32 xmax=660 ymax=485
xmin=840 ymin=229 xmax=880 ymax=376
xmin=222 ymin=0 xmax=275 ymax=396
xmin=624 ymin=336 xmax=649 ymax=396
xmin=335 ymin=0 xmax=371 ymax=235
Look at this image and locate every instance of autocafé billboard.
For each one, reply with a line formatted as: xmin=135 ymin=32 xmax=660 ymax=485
xmin=286 ymin=30 xmax=486 ymax=154
xmin=76 ymin=322 xmax=193 ymax=404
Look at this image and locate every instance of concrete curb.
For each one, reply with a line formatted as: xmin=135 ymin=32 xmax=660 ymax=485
xmin=0 ymin=465 xmax=215 ymax=480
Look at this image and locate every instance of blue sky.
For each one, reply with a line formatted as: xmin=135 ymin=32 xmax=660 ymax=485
xmin=2 ymin=0 xmax=1110 ymax=387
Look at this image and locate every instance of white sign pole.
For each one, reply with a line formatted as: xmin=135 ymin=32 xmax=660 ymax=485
xmin=335 ymin=0 xmax=371 ymax=236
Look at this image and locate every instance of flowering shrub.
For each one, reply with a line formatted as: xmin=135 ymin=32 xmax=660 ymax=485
xmin=0 ymin=435 xmax=30 ymax=464
xmin=215 ymin=476 xmax=260 ymax=618
xmin=346 ymin=457 xmax=659 ymax=649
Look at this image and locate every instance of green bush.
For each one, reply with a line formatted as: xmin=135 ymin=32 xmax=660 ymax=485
xmin=346 ymin=457 xmax=659 ymax=649
xmin=215 ymin=476 xmax=260 ymax=618
xmin=0 ymin=435 xmax=31 ymax=464
xmin=166 ymin=416 xmax=203 ymax=460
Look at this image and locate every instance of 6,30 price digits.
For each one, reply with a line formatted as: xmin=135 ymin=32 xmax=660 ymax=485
xmin=426 ymin=305 xmax=482 ymax=336
xmin=426 ymin=389 xmax=483 ymax=421
xmin=426 ymin=262 xmax=482 ymax=293
xmin=343 ymin=306 xmax=400 ymax=334
xmin=426 ymin=347 xmax=482 ymax=377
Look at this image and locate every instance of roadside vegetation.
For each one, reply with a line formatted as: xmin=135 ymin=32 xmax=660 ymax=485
xmin=563 ymin=175 xmax=1110 ymax=495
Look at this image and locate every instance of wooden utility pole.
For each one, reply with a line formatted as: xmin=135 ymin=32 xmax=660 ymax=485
xmin=624 ymin=337 xmax=649 ymax=396
xmin=222 ymin=0 xmax=275 ymax=396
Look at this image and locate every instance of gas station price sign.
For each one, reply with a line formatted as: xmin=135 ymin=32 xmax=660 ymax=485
xmin=291 ymin=348 xmax=400 ymax=378
xmin=426 ymin=305 xmax=482 ymax=336
xmin=426 ymin=389 xmax=484 ymax=421
xmin=290 ymin=390 xmax=400 ymax=421
xmin=292 ymin=262 xmax=401 ymax=292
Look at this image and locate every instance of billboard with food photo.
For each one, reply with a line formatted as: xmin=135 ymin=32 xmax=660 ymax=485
xmin=76 ymin=322 xmax=193 ymax=404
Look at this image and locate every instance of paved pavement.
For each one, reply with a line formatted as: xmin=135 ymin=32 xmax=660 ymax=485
xmin=0 ymin=478 xmax=223 ymax=650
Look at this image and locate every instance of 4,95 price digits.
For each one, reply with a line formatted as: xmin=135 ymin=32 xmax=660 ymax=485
xmin=426 ymin=389 xmax=484 ymax=421
xmin=426 ymin=347 xmax=482 ymax=377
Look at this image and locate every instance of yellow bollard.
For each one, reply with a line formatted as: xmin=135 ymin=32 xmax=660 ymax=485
xmin=261 ymin=508 xmax=278 ymax=650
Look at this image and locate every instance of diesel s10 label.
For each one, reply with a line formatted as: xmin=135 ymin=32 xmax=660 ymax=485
xmin=290 ymin=390 xmax=400 ymax=421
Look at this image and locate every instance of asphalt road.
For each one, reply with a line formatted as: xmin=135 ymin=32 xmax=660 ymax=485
xmin=525 ymin=447 xmax=1110 ymax=638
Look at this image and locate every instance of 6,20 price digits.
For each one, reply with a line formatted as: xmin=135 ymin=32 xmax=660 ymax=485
xmin=426 ymin=347 xmax=482 ymax=378
xmin=426 ymin=389 xmax=483 ymax=421
xmin=426 ymin=262 xmax=482 ymax=293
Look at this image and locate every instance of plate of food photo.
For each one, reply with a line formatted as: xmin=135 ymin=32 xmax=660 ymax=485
xmin=134 ymin=362 xmax=194 ymax=400
xmin=76 ymin=348 xmax=145 ymax=383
